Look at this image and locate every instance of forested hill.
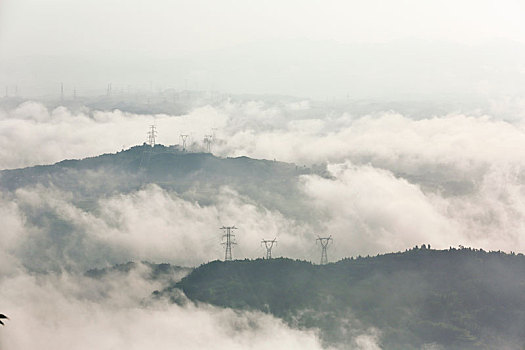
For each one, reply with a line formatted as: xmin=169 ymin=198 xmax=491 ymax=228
xmin=0 ymin=144 xmax=325 ymax=218
xmin=0 ymin=144 xmax=316 ymax=193
xmin=171 ymin=247 xmax=525 ymax=350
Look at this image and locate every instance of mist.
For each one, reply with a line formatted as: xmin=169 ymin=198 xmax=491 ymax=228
xmin=1 ymin=78 xmax=524 ymax=350
xmin=2 ymin=1 xmax=525 ymax=99
xmin=0 ymin=265 xmax=339 ymax=350
xmin=2 ymin=98 xmax=525 ymax=258
xmin=1 ymin=0 xmax=525 ymax=348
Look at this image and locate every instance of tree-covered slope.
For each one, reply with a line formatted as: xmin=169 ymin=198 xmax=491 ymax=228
xmin=0 ymin=144 xmax=324 ymax=218
xmin=0 ymin=144 xmax=314 ymax=192
xmin=171 ymin=247 xmax=525 ymax=350
xmin=85 ymin=261 xmax=192 ymax=281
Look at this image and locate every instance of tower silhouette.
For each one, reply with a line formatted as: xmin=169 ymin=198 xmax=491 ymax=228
xmin=180 ymin=134 xmax=189 ymax=152
xmin=221 ymin=226 xmax=237 ymax=261
xmin=261 ymin=238 xmax=277 ymax=259
xmin=147 ymin=125 xmax=157 ymax=147
xmin=203 ymin=134 xmax=213 ymax=153
xmin=316 ymin=236 xmax=333 ymax=265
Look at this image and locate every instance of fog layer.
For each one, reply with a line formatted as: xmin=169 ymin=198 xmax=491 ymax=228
xmin=1 ymin=99 xmax=525 ymax=257
xmin=1 ymin=96 xmax=524 ymax=349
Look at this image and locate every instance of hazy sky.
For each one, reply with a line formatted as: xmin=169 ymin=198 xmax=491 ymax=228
xmin=1 ymin=0 xmax=525 ymax=98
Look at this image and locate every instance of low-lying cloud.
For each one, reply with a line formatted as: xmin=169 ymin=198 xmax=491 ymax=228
xmin=2 ymin=184 xmax=314 ymax=271
xmin=0 ymin=266 xmax=339 ymax=350
xmin=3 ymin=97 xmax=525 ymax=255
xmin=3 ymin=97 xmax=525 ymax=256
xmin=1 ymin=96 xmax=525 ymax=348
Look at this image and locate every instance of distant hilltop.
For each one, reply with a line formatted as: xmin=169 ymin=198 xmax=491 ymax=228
xmin=168 ymin=247 xmax=525 ymax=350
xmin=0 ymin=143 xmax=322 ymax=186
xmin=0 ymin=143 xmax=328 ymax=222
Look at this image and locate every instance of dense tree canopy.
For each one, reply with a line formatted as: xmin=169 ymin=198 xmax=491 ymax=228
xmin=170 ymin=247 xmax=525 ymax=349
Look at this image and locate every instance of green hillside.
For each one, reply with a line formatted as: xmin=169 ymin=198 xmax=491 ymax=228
xmin=171 ymin=247 xmax=525 ymax=350
xmin=0 ymin=144 xmax=324 ymax=219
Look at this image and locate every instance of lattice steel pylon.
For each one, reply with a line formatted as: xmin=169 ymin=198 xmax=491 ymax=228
xmin=261 ymin=238 xmax=277 ymax=259
xmin=316 ymin=235 xmax=333 ymax=265
xmin=147 ymin=125 xmax=157 ymax=147
xmin=139 ymin=125 xmax=157 ymax=170
xmin=220 ymin=226 xmax=237 ymax=261
xmin=180 ymin=134 xmax=189 ymax=152
xmin=203 ymin=134 xmax=213 ymax=153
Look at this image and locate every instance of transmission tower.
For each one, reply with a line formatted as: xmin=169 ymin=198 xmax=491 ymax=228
xmin=147 ymin=125 xmax=157 ymax=147
xmin=316 ymin=235 xmax=333 ymax=265
xmin=220 ymin=226 xmax=237 ymax=261
xmin=139 ymin=125 xmax=156 ymax=169
xmin=203 ymin=134 xmax=213 ymax=153
xmin=60 ymin=82 xmax=64 ymax=101
xmin=180 ymin=134 xmax=189 ymax=152
xmin=261 ymin=238 xmax=277 ymax=259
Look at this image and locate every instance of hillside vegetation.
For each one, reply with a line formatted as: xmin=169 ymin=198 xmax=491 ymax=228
xmin=0 ymin=144 xmax=325 ymax=220
xmin=171 ymin=247 xmax=525 ymax=350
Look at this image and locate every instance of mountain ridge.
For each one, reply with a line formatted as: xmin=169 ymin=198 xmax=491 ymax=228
xmin=0 ymin=144 xmax=325 ymax=220
xmin=169 ymin=247 xmax=525 ymax=350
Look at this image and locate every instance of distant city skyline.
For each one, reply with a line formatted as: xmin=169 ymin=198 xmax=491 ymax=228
xmin=1 ymin=0 xmax=525 ymax=99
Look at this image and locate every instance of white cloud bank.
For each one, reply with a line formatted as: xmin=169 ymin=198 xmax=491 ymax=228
xmin=3 ymin=99 xmax=525 ymax=258
xmin=2 ymin=97 xmax=525 ymax=348
xmin=0 ymin=181 xmax=380 ymax=349
xmin=0 ymin=268 xmax=339 ymax=350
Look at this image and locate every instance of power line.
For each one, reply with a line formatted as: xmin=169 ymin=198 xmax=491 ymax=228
xmin=220 ymin=226 xmax=237 ymax=261
xmin=316 ymin=235 xmax=333 ymax=265
xmin=261 ymin=238 xmax=277 ymax=259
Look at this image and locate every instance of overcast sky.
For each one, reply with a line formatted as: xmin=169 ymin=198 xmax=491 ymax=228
xmin=1 ymin=0 xmax=525 ymax=98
